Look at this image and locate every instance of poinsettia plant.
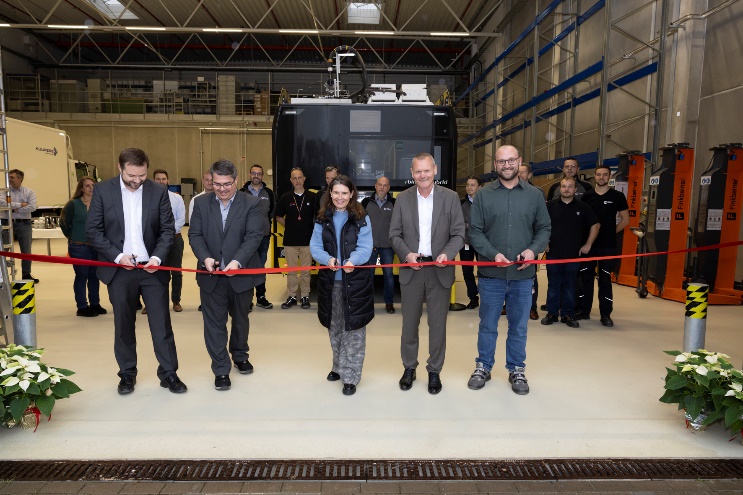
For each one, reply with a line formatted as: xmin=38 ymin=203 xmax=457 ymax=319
xmin=0 ymin=344 xmax=81 ymax=429
xmin=659 ymin=349 xmax=734 ymax=427
xmin=720 ymin=375 xmax=743 ymax=435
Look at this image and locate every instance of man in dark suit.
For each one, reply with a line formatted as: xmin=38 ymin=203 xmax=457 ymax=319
xmin=86 ymin=147 xmax=187 ymax=395
xmin=189 ymin=159 xmax=266 ymax=391
xmin=389 ymin=152 xmax=465 ymax=395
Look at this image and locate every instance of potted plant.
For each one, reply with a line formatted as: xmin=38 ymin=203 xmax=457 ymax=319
xmin=0 ymin=344 xmax=81 ymax=430
xmin=720 ymin=374 xmax=743 ymax=442
xmin=659 ymin=349 xmax=734 ymax=431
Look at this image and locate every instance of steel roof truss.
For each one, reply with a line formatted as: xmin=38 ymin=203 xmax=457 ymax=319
xmin=279 ymin=35 xmax=308 ymax=67
xmin=398 ymin=0 xmax=431 ymax=32
xmin=255 ymin=0 xmax=281 ymax=29
xmin=193 ymin=33 xmax=222 ymax=66
xmin=40 ymin=0 xmax=63 ymax=25
xmin=182 ymin=0 xmax=205 ymax=28
xmin=438 ymin=0 xmax=470 ymax=33
xmin=250 ymin=33 xmax=278 ymax=67
xmin=157 ymin=0 xmax=183 ymax=27
xmin=222 ymin=33 xmax=249 ymax=65
xmin=227 ymin=0 xmax=253 ymax=29
xmin=84 ymin=31 xmax=115 ymax=65
xmin=358 ymin=36 xmax=389 ymax=69
xmin=168 ymin=33 xmax=195 ymax=65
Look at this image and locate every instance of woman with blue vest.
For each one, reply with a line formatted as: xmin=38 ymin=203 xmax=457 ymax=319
xmin=310 ymin=175 xmax=374 ymax=396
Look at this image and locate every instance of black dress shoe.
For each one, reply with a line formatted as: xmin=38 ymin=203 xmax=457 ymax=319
xmin=561 ymin=316 xmax=580 ymax=328
xmin=466 ymin=298 xmax=479 ymax=309
xmin=574 ymin=311 xmax=590 ymax=320
xmin=600 ymin=315 xmax=614 ymax=327
xmin=386 ymin=303 xmax=395 ymax=314
xmin=136 ymin=301 xmax=143 ymax=311
xmin=342 ymin=383 xmax=356 ymax=396
xmin=198 ymin=305 xmax=202 ymax=312
xmin=215 ymin=375 xmax=231 ymax=390
xmin=327 ymin=371 xmax=340 ymax=381
xmin=234 ymin=360 xmax=254 ymax=374
xmin=76 ymin=307 xmax=98 ymax=317
xmin=23 ymin=273 xmax=39 ymax=283
xmin=160 ymin=374 xmax=188 ymax=393
xmin=117 ymin=375 xmax=136 ymax=395
xmin=90 ymin=304 xmax=108 ymax=315
xmin=399 ymin=368 xmax=416 ymax=390
xmin=541 ymin=314 xmax=558 ymax=325
xmin=540 ymin=304 xmax=548 ymax=311
xmin=428 ymin=372 xmax=442 ymax=395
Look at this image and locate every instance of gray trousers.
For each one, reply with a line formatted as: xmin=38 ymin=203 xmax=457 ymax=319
xmin=328 ymin=281 xmax=366 ymax=385
xmin=400 ymin=266 xmax=450 ymax=373
xmin=2 ymin=219 xmax=33 ymax=274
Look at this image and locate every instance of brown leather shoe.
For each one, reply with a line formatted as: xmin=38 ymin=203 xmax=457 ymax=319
xmin=142 ymin=306 xmax=148 ymax=315
xmin=529 ymin=309 xmax=539 ymax=320
xmin=173 ymin=303 xmax=183 ymax=312
xmin=386 ymin=303 xmax=395 ymax=314
xmin=501 ymin=307 xmax=507 ymax=316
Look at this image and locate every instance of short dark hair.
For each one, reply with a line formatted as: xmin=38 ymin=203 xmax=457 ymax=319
xmin=152 ymin=168 xmax=168 ymax=179
xmin=564 ymin=157 xmax=579 ymax=166
xmin=325 ymin=166 xmax=339 ymax=173
xmin=118 ymin=148 xmax=149 ymax=168
xmin=251 ymin=164 xmax=264 ymax=172
xmin=519 ymin=163 xmax=532 ymax=173
xmin=8 ymin=169 xmax=24 ymax=179
xmin=560 ymin=176 xmax=577 ymax=185
xmin=595 ymin=164 xmax=611 ymax=174
xmin=466 ymin=176 xmax=483 ymax=186
xmin=210 ymin=159 xmax=238 ymax=179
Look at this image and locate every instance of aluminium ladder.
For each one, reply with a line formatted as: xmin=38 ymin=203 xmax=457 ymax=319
xmin=0 ymin=47 xmax=17 ymax=346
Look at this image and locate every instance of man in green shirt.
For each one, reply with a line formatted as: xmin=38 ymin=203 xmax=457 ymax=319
xmin=468 ymin=145 xmax=551 ymax=395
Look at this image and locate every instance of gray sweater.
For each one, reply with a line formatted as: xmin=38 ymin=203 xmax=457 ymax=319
xmin=361 ymin=194 xmax=395 ymax=248
xmin=469 ymin=179 xmax=551 ymax=280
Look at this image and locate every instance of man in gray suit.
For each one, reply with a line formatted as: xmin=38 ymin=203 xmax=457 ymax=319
xmin=189 ymin=159 xmax=267 ymax=391
xmin=86 ymin=147 xmax=187 ymax=395
xmin=389 ymin=152 xmax=465 ymax=394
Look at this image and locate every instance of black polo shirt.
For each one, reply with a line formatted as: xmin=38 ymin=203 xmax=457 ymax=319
xmin=275 ymin=190 xmax=317 ymax=246
xmin=582 ymin=188 xmax=628 ymax=249
xmin=546 ymin=198 xmax=599 ymax=259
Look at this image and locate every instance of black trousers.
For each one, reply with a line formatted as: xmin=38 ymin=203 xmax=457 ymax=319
xmin=164 ymin=233 xmax=184 ymax=303
xmin=108 ymin=268 xmax=179 ymax=380
xmin=576 ymin=247 xmax=616 ymax=317
xmin=201 ymin=277 xmax=253 ymax=376
xmin=459 ymin=246 xmax=479 ymax=300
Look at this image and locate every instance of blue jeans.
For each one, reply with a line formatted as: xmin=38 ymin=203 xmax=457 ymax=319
xmin=367 ymin=247 xmax=395 ymax=304
xmin=546 ymin=260 xmax=579 ymax=317
xmin=476 ymin=277 xmax=532 ymax=371
xmin=68 ymin=242 xmax=100 ymax=309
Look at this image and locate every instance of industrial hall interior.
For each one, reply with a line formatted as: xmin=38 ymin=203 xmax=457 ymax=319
xmin=1 ymin=0 xmax=743 ymax=492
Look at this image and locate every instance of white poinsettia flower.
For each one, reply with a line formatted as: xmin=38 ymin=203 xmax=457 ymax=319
xmin=696 ymin=366 xmax=708 ymax=376
xmin=18 ymin=379 xmax=30 ymax=391
xmin=681 ymin=364 xmax=694 ymax=372
xmin=705 ymin=355 xmax=718 ymax=364
xmin=0 ymin=366 xmax=19 ymax=376
xmin=731 ymin=382 xmax=743 ymax=393
xmin=11 ymin=355 xmax=29 ymax=366
xmin=726 ymin=390 xmax=736 ymax=396
xmin=20 ymin=372 xmax=34 ymax=381
xmin=1 ymin=376 xmax=19 ymax=387
xmin=25 ymin=363 xmax=41 ymax=373
xmin=719 ymin=369 xmax=730 ymax=377
xmin=37 ymin=372 xmax=49 ymax=383
xmin=675 ymin=354 xmax=688 ymax=363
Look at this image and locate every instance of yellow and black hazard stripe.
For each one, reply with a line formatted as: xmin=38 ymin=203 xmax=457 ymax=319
xmin=12 ymin=281 xmax=36 ymax=315
xmin=685 ymin=284 xmax=708 ymax=319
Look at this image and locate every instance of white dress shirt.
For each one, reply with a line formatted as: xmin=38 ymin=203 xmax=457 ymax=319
xmin=416 ymin=187 xmax=434 ymax=257
xmin=116 ymin=177 xmax=150 ymax=263
xmin=0 ymin=186 xmax=37 ymax=220
xmin=168 ymin=191 xmax=186 ymax=234
xmin=188 ymin=190 xmax=207 ymax=222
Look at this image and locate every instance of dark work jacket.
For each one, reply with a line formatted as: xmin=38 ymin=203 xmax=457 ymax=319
xmin=316 ymin=210 xmax=375 ymax=332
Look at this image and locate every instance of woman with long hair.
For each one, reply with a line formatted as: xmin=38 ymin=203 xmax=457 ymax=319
xmin=60 ymin=176 xmax=107 ymax=317
xmin=309 ymin=175 xmax=374 ymax=395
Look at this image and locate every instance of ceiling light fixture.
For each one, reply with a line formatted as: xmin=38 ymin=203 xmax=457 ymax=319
xmin=431 ymin=32 xmax=470 ymax=36
xmin=355 ymin=31 xmax=394 ymax=35
xmin=48 ymin=25 xmax=90 ymax=29
xmin=0 ymin=24 xmax=10 ymax=27
xmin=203 ymin=28 xmax=243 ymax=33
xmin=126 ymin=26 xmax=166 ymax=31
xmin=278 ymin=29 xmax=319 ymax=34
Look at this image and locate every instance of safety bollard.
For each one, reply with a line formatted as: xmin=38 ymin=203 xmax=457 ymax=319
xmin=12 ymin=279 xmax=36 ymax=347
xmin=683 ymin=283 xmax=708 ymax=352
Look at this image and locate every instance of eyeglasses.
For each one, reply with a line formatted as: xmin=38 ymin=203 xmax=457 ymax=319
xmin=250 ymin=171 xmax=263 ymax=176
xmin=213 ymin=181 xmax=235 ymax=189
xmin=495 ymin=157 xmax=520 ymax=166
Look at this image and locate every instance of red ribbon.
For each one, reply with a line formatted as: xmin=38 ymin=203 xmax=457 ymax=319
xmin=1 ymin=240 xmax=741 ymax=276
xmin=25 ymin=405 xmax=41 ymax=432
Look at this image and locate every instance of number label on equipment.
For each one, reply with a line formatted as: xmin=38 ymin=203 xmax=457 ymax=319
xmin=649 ymin=176 xmax=660 ymax=186
xmin=608 ymin=179 xmax=615 ymax=186
xmin=700 ymin=176 xmax=712 ymax=186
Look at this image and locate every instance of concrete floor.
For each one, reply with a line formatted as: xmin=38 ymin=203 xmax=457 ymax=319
xmin=1 ymin=230 xmax=742 ymax=460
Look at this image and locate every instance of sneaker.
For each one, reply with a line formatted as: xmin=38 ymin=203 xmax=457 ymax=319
xmin=467 ymin=363 xmax=491 ymax=390
xmin=234 ymin=360 xmax=254 ymax=374
xmin=600 ymin=315 xmax=614 ymax=327
xmin=256 ymin=296 xmax=273 ymax=309
xmin=541 ymin=314 xmax=558 ymax=325
xmin=574 ymin=311 xmax=590 ymax=320
xmin=509 ymin=367 xmax=529 ymax=395
xmin=300 ymin=296 xmax=311 ymax=309
xmin=561 ymin=315 xmax=580 ymax=328
xmin=281 ymin=297 xmax=297 ymax=309
xmin=76 ymin=307 xmax=98 ymax=317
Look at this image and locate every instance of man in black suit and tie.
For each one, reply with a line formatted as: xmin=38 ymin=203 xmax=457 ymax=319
xmin=189 ymin=159 xmax=266 ymax=391
xmin=389 ymin=152 xmax=465 ymax=394
xmin=86 ymin=147 xmax=187 ymax=395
